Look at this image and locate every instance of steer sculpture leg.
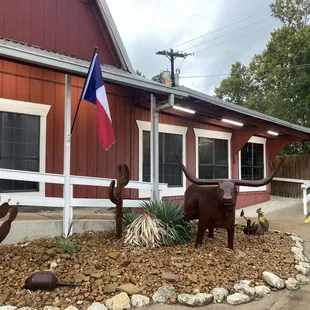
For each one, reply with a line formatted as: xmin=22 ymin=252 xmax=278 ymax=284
xmin=195 ymin=220 xmax=207 ymax=248
xmin=208 ymin=228 xmax=214 ymax=239
xmin=227 ymin=228 xmax=234 ymax=250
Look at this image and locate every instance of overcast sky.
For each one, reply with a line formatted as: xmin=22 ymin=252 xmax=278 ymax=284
xmin=106 ymin=0 xmax=282 ymax=95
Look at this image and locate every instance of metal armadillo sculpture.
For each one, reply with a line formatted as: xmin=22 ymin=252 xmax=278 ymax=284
xmin=0 ymin=199 xmax=18 ymax=243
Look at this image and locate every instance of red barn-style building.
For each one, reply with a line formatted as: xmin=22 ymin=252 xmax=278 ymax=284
xmin=0 ymin=0 xmax=309 ymax=210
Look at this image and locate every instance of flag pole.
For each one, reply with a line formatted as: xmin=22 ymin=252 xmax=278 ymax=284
xmin=70 ymin=47 xmax=98 ymax=135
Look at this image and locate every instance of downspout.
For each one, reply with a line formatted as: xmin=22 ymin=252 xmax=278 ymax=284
xmin=151 ymin=94 xmax=175 ymax=201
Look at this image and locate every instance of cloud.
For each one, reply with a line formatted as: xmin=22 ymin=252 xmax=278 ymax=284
xmin=106 ymin=0 xmax=281 ymax=95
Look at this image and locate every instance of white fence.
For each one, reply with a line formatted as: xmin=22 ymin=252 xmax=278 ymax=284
xmin=0 ymin=168 xmax=168 ymax=234
xmin=273 ymin=177 xmax=310 ymax=215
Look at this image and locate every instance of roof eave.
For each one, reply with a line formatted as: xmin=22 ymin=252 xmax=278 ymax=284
xmin=179 ymin=86 xmax=310 ymax=137
xmin=0 ymin=42 xmax=187 ymax=97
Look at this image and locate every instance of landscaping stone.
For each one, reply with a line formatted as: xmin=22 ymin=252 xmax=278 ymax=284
xmin=187 ymin=274 xmax=198 ymax=283
xmin=177 ymin=293 xmax=213 ymax=306
xmin=295 ymin=265 xmax=309 ymax=275
xmin=161 ymin=272 xmax=179 ymax=282
xmin=262 ymin=271 xmax=286 ymax=289
xmin=226 ymin=293 xmax=250 ymax=305
xmin=131 ymin=294 xmax=150 ymax=308
xmin=116 ymin=283 xmax=141 ymax=295
xmin=296 ymin=274 xmax=310 ymax=285
xmin=152 ymin=286 xmax=176 ymax=303
xmin=239 ymin=280 xmax=251 ymax=286
xmin=106 ymin=292 xmax=130 ymax=310
xmin=255 ymin=285 xmax=270 ymax=297
xmin=210 ymin=288 xmax=228 ymax=303
xmin=233 ymin=283 xmax=255 ymax=297
xmin=298 ymin=261 xmax=310 ymax=270
xmin=87 ymin=302 xmax=108 ymax=310
xmin=64 ymin=307 xmax=78 ymax=310
xmin=285 ymin=278 xmax=300 ymax=290
xmin=43 ymin=307 xmax=60 ymax=310
xmin=0 ymin=308 xmax=16 ymax=310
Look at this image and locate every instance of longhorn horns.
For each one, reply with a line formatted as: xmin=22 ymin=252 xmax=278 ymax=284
xmin=174 ymin=154 xmax=286 ymax=187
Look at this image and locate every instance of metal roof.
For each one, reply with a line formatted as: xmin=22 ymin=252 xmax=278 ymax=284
xmin=0 ymin=37 xmax=188 ymax=97
xmin=0 ymin=37 xmax=309 ymax=137
xmin=177 ymin=86 xmax=310 ymax=135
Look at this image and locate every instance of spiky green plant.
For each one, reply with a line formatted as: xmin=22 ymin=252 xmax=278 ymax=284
xmin=141 ymin=200 xmax=193 ymax=246
xmin=123 ymin=211 xmax=139 ymax=227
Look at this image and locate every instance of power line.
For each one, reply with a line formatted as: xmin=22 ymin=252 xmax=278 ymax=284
xmin=179 ymin=64 xmax=310 ymax=79
xmin=192 ymin=24 xmax=277 ymax=54
xmin=182 ymin=17 xmax=272 ymax=52
xmin=171 ymin=8 xmax=270 ymax=49
xmin=155 ymin=49 xmax=192 ymax=86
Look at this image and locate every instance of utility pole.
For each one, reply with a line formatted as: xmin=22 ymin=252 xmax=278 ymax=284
xmin=156 ymin=48 xmax=192 ymax=87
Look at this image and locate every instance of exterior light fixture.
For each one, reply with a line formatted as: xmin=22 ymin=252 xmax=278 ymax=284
xmin=222 ymin=118 xmax=243 ymax=126
xmin=268 ymin=130 xmax=278 ymax=136
xmin=173 ymin=105 xmax=195 ymax=114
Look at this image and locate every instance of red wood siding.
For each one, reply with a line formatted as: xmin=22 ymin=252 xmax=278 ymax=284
xmin=0 ymin=0 xmax=121 ymax=67
xmin=0 ymin=59 xmax=273 ymax=208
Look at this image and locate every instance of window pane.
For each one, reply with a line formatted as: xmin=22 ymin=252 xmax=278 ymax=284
xmin=253 ymin=143 xmax=264 ymax=166
xmin=199 ymin=165 xmax=213 ymax=179
xmin=241 ymin=166 xmax=253 ymax=180
xmin=253 ymin=167 xmax=264 ymax=180
xmin=214 ymin=139 xmax=228 ymax=165
xmin=198 ymin=137 xmax=213 ymax=164
xmin=142 ymin=131 xmax=151 ymax=182
xmin=0 ymin=112 xmax=40 ymax=192
xmin=159 ymin=133 xmax=182 ymax=187
xmin=241 ymin=143 xmax=253 ymax=166
xmin=214 ymin=166 xmax=228 ymax=178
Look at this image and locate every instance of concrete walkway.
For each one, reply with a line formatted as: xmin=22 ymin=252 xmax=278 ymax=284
xmin=142 ymin=196 xmax=310 ymax=310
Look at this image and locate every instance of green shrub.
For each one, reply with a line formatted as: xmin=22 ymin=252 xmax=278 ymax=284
xmin=54 ymin=236 xmax=77 ymax=253
xmin=141 ymin=200 xmax=193 ymax=246
xmin=123 ymin=211 xmax=139 ymax=227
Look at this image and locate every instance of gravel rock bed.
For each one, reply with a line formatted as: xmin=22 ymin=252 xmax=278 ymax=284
xmin=0 ymin=224 xmax=304 ymax=309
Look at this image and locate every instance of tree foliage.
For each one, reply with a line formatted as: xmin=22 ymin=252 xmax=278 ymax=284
xmin=135 ymin=70 xmax=146 ymax=78
xmin=152 ymin=73 xmax=163 ymax=83
xmin=214 ymin=0 xmax=310 ymax=154
xmin=270 ymin=0 xmax=310 ymax=29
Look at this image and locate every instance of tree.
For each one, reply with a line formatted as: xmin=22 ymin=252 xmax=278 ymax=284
xmin=135 ymin=70 xmax=146 ymax=78
xmin=214 ymin=62 xmax=255 ymax=106
xmin=214 ymin=0 xmax=310 ymax=154
xmin=151 ymin=73 xmax=162 ymax=83
xmin=270 ymin=0 xmax=310 ymax=29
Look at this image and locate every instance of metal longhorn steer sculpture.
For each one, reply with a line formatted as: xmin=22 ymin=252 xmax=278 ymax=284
xmin=175 ymin=154 xmax=285 ymax=250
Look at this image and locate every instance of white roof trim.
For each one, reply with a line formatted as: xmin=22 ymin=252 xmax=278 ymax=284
xmin=96 ymin=0 xmax=134 ymax=73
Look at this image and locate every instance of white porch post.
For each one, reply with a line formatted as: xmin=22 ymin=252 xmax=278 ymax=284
xmin=63 ymin=74 xmax=72 ymax=236
xmin=151 ymin=94 xmax=160 ymax=202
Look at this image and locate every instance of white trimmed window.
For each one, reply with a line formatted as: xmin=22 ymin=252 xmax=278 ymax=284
xmin=194 ymin=128 xmax=232 ymax=179
xmin=0 ymin=98 xmax=51 ymax=196
xmin=238 ymin=136 xmax=267 ymax=192
xmin=136 ymin=120 xmax=187 ymax=197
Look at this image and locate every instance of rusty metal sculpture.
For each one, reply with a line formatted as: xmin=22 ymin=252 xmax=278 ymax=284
xmin=175 ymin=154 xmax=285 ymax=250
xmin=0 ymin=199 xmax=18 ymax=243
xmin=108 ymin=164 xmax=130 ymax=239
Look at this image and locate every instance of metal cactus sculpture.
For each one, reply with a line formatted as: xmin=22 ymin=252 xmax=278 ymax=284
xmin=108 ymin=164 xmax=130 ymax=239
xmin=0 ymin=199 xmax=18 ymax=243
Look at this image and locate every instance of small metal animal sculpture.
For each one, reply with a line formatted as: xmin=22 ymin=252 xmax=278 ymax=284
xmin=22 ymin=272 xmax=78 ymax=291
xmin=108 ymin=164 xmax=130 ymax=239
xmin=240 ymin=208 xmax=269 ymax=235
xmin=175 ymin=154 xmax=284 ymax=250
xmin=0 ymin=199 xmax=18 ymax=243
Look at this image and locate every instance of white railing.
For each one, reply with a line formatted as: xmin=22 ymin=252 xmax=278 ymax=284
xmin=301 ymin=182 xmax=310 ymax=216
xmin=273 ymin=177 xmax=310 ymax=215
xmin=0 ymin=168 xmax=168 ymax=233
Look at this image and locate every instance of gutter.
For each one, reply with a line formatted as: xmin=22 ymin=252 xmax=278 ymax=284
xmin=0 ymin=42 xmax=188 ymax=98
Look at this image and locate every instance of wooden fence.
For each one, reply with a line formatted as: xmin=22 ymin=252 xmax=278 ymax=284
xmin=271 ymin=155 xmax=310 ymax=198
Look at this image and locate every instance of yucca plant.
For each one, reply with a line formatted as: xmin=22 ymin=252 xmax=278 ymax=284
xmin=123 ymin=211 xmax=162 ymax=248
xmin=123 ymin=211 xmax=139 ymax=227
xmin=141 ymin=200 xmax=193 ymax=246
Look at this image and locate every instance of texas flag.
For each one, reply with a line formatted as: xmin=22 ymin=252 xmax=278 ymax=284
xmin=81 ymin=51 xmax=115 ymax=150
